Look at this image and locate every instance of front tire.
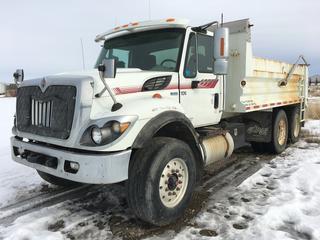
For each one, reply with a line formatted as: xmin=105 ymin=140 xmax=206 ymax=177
xmin=127 ymin=137 xmax=197 ymax=226
xmin=37 ymin=170 xmax=82 ymax=187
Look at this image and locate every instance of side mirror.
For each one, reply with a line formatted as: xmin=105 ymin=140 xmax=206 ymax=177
xmin=98 ymin=59 xmax=116 ymax=79
xmin=13 ymin=69 xmax=24 ymax=85
xmin=213 ymin=27 xmax=229 ymax=75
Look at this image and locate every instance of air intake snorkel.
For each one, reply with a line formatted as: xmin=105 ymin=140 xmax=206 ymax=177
xmin=95 ymin=59 xmax=122 ymax=112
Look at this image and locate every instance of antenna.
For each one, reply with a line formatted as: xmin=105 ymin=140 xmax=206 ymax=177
xmin=221 ymin=13 xmax=224 ymax=27
xmin=80 ymin=38 xmax=86 ymax=71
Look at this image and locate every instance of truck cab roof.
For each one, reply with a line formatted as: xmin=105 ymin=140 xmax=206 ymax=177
xmin=95 ymin=18 xmax=190 ymax=42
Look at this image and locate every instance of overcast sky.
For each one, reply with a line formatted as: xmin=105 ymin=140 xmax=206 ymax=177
xmin=0 ymin=0 xmax=319 ymax=82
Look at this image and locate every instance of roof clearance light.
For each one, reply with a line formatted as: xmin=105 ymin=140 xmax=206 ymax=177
xmin=122 ymin=24 xmax=129 ymax=28
xmin=114 ymin=26 xmax=120 ymax=30
xmin=166 ymin=18 xmax=175 ymax=22
xmin=131 ymin=22 xmax=139 ymax=26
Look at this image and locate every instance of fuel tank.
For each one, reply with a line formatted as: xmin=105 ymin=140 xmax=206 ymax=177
xmin=201 ymin=132 xmax=234 ymax=166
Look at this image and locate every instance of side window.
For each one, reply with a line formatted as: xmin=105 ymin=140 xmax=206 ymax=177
xmin=184 ymin=33 xmax=197 ymax=78
xmin=197 ymin=34 xmax=213 ymax=73
xmin=107 ymin=48 xmax=129 ymax=68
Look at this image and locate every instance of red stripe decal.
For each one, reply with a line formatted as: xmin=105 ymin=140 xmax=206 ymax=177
xmin=113 ymin=79 xmax=219 ymax=95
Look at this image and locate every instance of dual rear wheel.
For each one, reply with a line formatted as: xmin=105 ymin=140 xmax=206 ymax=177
xmin=251 ymin=107 xmax=301 ymax=154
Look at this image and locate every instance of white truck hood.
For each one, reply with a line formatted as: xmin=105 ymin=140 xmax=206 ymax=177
xmin=54 ymin=68 xmax=175 ymax=97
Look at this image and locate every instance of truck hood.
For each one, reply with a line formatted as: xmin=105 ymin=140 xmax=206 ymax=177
xmin=15 ymin=69 xmax=181 ymax=151
xmin=19 ymin=68 xmax=179 ymax=120
xmin=53 ymin=68 xmax=176 ymax=97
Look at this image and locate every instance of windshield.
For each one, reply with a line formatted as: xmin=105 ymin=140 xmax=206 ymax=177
xmin=95 ymin=28 xmax=185 ymax=72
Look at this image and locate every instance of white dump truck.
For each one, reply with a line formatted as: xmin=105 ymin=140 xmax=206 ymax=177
xmin=11 ymin=18 xmax=309 ymax=225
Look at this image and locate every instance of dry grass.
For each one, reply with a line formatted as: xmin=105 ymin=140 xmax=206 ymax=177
xmin=306 ymin=99 xmax=320 ymax=120
xmin=304 ymin=86 xmax=320 ymax=119
xmin=309 ymin=85 xmax=320 ymax=97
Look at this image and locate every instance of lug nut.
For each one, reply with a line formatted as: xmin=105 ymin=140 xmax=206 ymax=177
xmin=165 ymin=188 xmax=169 ymax=192
xmin=178 ymin=174 xmax=182 ymax=178
xmin=168 ymin=192 xmax=172 ymax=196
xmin=178 ymin=180 xmax=182 ymax=184
xmin=176 ymin=169 xmax=179 ymax=173
xmin=176 ymin=187 xmax=180 ymax=191
xmin=173 ymin=192 xmax=176 ymax=195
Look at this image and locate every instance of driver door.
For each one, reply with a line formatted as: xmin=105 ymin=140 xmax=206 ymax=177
xmin=179 ymin=30 xmax=223 ymax=127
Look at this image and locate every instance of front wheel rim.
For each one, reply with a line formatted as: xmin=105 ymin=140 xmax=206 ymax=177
xmin=159 ymin=158 xmax=189 ymax=208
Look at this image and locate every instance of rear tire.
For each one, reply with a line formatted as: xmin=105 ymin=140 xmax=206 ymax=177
xmin=288 ymin=106 xmax=301 ymax=143
xmin=268 ymin=109 xmax=288 ymax=153
xmin=127 ymin=137 xmax=197 ymax=226
xmin=37 ymin=170 xmax=82 ymax=187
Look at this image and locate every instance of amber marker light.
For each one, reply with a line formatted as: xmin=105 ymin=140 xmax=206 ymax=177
xmin=120 ymin=122 xmax=131 ymax=133
xmin=152 ymin=93 xmax=162 ymax=99
xmin=166 ymin=18 xmax=175 ymax=22
xmin=220 ymin=38 xmax=225 ymax=56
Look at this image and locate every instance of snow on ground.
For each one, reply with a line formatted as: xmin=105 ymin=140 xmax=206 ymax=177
xmin=168 ymin=121 xmax=320 ymax=240
xmin=0 ymin=96 xmax=319 ymax=240
xmin=0 ymin=98 xmax=44 ymax=209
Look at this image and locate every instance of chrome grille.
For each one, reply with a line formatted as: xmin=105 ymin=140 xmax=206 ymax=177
xmin=31 ymin=99 xmax=52 ymax=127
xmin=17 ymin=85 xmax=76 ymax=139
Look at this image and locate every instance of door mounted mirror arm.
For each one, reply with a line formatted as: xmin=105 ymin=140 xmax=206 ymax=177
xmin=95 ymin=59 xmax=122 ymax=112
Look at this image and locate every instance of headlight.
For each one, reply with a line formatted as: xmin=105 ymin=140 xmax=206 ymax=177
xmin=80 ymin=120 xmax=131 ymax=146
xmin=91 ymin=127 xmax=103 ymax=144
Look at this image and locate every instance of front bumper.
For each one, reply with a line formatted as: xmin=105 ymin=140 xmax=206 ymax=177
xmin=11 ymin=137 xmax=131 ymax=184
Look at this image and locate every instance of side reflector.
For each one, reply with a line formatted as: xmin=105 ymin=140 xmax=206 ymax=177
xmin=220 ymin=38 xmax=225 ymax=56
xmin=152 ymin=93 xmax=162 ymax=99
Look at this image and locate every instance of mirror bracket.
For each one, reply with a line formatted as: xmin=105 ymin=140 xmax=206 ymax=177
xmin=96 ymin=59 xmax=122 ymax=112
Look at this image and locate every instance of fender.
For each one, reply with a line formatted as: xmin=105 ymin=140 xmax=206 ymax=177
xmin=132 ymin=111 xmax=198 ymax=148
xmin=132 ymin=110 xmax=205 ymax=180
xmin=132 ymin=110 xmax=204 ymax=160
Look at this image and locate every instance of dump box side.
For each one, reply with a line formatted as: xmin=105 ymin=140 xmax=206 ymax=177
xmin=222 ymin=19 xmax=308 ymax=113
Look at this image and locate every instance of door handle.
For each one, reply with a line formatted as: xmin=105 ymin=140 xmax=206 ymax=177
xmin=214 ymin=93 xmax=219 ymax=109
